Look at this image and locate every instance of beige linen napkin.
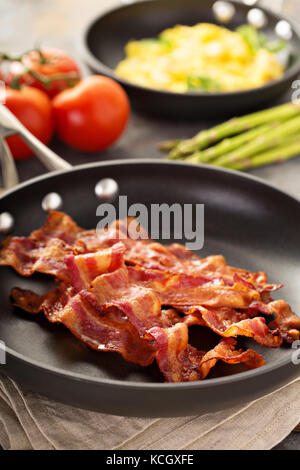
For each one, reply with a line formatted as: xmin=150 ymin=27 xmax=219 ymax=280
xmin=0 ymin=372 xmax=299 ymax=450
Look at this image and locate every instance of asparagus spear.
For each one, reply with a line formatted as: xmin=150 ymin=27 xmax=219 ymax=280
xmin=164 ymin=102 xmax=300 ymax=158
xmin=212 ymin=115 xmax=300 ymax=166
xmin=186 ymin=122 xmax=278 ymax=163
xmin=228 ymin=137 xmax=300 ymax=170
xmin=159 ymin=139 xmax=181 ymax=152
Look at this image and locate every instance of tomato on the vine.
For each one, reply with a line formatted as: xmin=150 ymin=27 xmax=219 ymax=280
xmin=52 ymin=75 xmax=130 ymax=152
xmin=5 ymin=47 xmax=81 ymax=98
xmin=4 ymin=86 xmax=54 ymax=160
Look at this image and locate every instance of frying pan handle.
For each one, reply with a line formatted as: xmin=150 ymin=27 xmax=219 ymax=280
xmin=0 ymin=105 xmax=72 ymax=172
xmin=0 ymin=138 xmax=19 ymax=190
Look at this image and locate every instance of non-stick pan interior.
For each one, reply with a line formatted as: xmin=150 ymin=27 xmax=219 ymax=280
xmin=86 ymin=0 xmax=300 ymax=75
xmin=0 ymin=161 xmax=299 ymax=385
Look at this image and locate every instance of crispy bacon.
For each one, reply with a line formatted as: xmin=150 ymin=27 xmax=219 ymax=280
xmin=11 ymin=283 xmax=78 ymax=323
xmin=0 ymin=213 xmax=132 ymax=280
xmin=199 ymin=337 xmax=265 ymax=379
xmin=126 ymin=245 xmax=283 ymax=300
xmin=2 ymin=211 xmax=299 ymax=382
xmin=147 ymin=323 xmax=265 ymax=382
xmin=268 ymin=300 xmax=300 ymax=343
xmin=193 ymin=306 xmax=282 ymax=348
xmin=11 ymin=284 xmax=70 ymax=319
xmin=11 ymin=285 xmax=155 ymax=366
xmin=147 ymin=323 xmax=205 ymax=382
xmin=82 ymin=265 xmax=262 ymax=337
xmin=30 ymin=211 xmax=83 ymax=244
xmin=0 ymin=211 xmax=87 ymax=281
xmin=75 ymin=217 xmax=150 ymax=253
xmin=166 ymin=243 xmax=200 ymax=260
xmin=85 ymin=268 xmax=164 ymax=335
xmin=65 ymin=242 xmax=125 ymax=291
xmin=0 ymin=237 xmax=72 ymax=281
xmin=124 ymin=241 xmax=187 ymax=272
xmin=59 ymin=297 xmax=155 ymax=366
xmin=100 ymin=265 xmax=260 ymax=308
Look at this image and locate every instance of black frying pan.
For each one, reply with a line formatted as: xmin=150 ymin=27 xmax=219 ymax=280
xmin=81 ymin=0 xmax=300 ymax=118
xmin=0 ymin=159 xmax=299 ymax=417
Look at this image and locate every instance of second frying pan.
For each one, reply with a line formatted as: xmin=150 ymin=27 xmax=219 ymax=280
xmin=81 ymin=0 xmax=300 ymax=118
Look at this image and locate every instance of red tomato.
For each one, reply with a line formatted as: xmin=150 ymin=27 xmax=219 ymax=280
xmin=52 ymin=75 xmax=130 ymax=152
xmin=6 ymin=48 xmax=81 ymax=98
xmin=4 ymin=87 xmax=54 ymax=160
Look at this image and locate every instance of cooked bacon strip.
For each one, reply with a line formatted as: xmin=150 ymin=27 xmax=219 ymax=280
xmin=11 ymin=286 xmax=46 ymax=314
xmin=60 ymin=297 xmax=155 ymax=366
xmin=73 ymin=261 xmax=183 ymax=333
xmin=221 ymin=317 xmax=282 ymax=347
xmin=77 ymin=225 xmax=183 ymax=272
xmin=268 ymin=300 xmax=300 ymax=343
xmin=0 ymin=211 xmax=86 ymax=280
xmin=166 ymin=243 xmax=200 ymax=260
xmin=0 ymin=213 xmax=150 ymax=280
xmin=11 ymin=283 xmax=76 ymax=322
xmin=84 ymin=268 xmax=164 ymax=335
xmin=75 ymin=217 xmax=150 ymax=253
xmin=65 ymin=242 xmax=125 ymax=291
xmin=126 ymin=244 xmax=233 ymax=279
xmin=199 ymin=337 xmax=265 ymax=379
xmin=147 ymin=323 xmax=206 ymax=382
xmin=126 ymin=265 xmax=261 ymax=309
xmin=234 ymin=272 xmax=283 ymax=295
xmin=11 ymin=285 xmax=155 ymax=366
xmin=182 ymin=308 xmax=207 ymax=327
xmin=31 ymin=210 xmax=84 ymax=244
xmin=126 ymin=244 xmax=282 ymax=295
xmin=147 ymin=323 xmax=265 ymax=382
xmin=0 ymin=214 xmax=129 ymax=281
xmin=169 ymin=251 xmax=281 ymax=292
xmin=30 ymin=210 xmax=125 ymax=252
xmin=124 ymin=241 xmax=186 ymax=272
xmin=67 ymin=253 xmax=167 ymax=336
xmin=0 ymin=237 xmax=71 ymax=281
xmin=84 ymin=266 xmax=262 ymax=336
xmin=191 ymin=306 xmax=282 ymax=347
xmin=247 ymin=300 xmax=274 ymax=315
xmin=161 ymin=308 xmax=183 ymax=326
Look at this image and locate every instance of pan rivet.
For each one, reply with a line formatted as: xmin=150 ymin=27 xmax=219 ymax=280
xmin=247 ymin=8 xmax=267 ymax=29
xmin=42 ymin=192 xmax=63 ymax=212
xmin=212 ymin=1 xmax=235 ymax=23
xmin=95 ymin=178 xmax=119 ymax=202
xmin=242 ymin=0 xmax=258 ymax=5
xmin=0 ymin=212 xmax=14 ymax=234
xmin=275 ymin=20 xmax=293 ymax=41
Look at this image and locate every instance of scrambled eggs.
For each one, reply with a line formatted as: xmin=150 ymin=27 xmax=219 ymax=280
xmin=115 ymin=23 xmax=284 ymax=93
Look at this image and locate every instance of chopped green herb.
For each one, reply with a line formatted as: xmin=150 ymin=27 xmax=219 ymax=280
xmin=258 ymin=32 xmax=287 ymax=52
xmin=187 ymin=75 xmax=221 ymax=92
xmin=236 ymin=25 xmax=261 ymax=53
xmin=236 ymin=24 xmax=287 ymax=54
xmin=140 ymin=37 xmax=172 ymax=49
